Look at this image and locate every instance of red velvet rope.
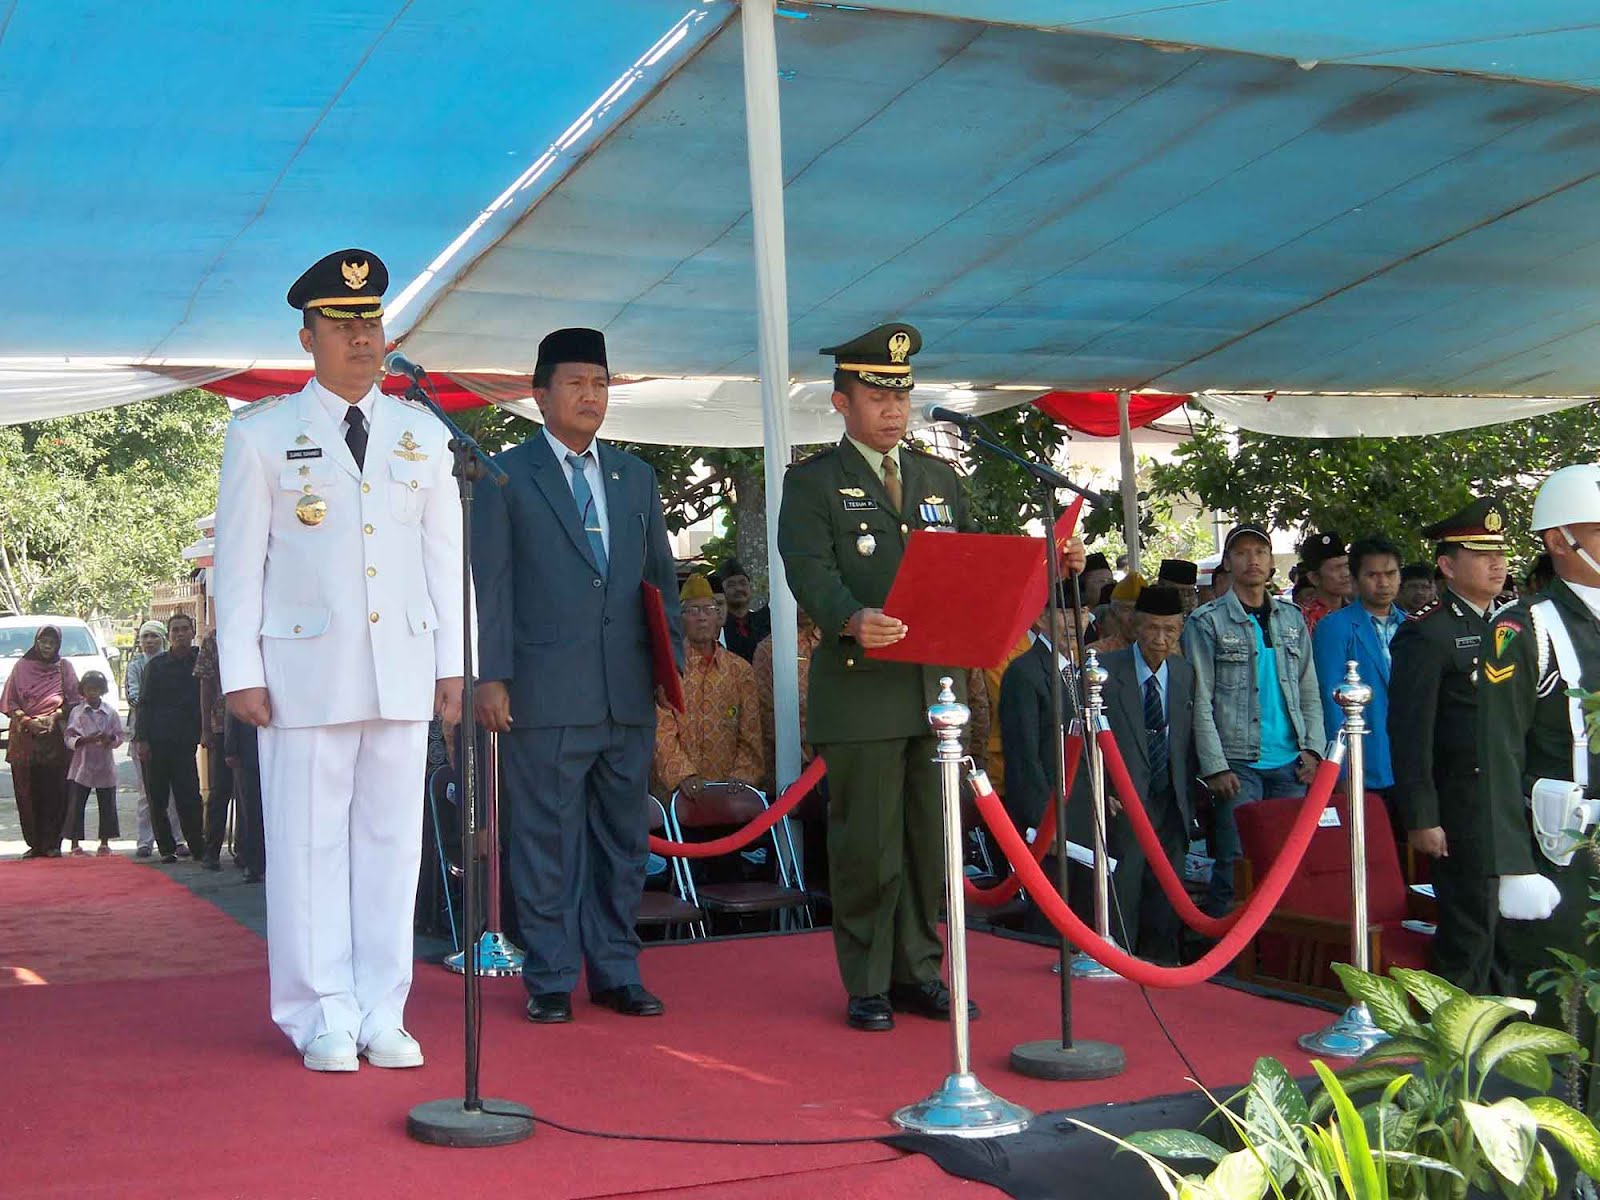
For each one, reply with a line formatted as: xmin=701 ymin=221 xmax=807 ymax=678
xmin=647 ymin=756 xmax=828 ymax=858
xmin=1095 ymin=729 xmax=1237 ymax=939
xmin=969 ymin=756 xmax=1342 ymax=987
xmin=964 ymin=737 xmax=1082 ymax=907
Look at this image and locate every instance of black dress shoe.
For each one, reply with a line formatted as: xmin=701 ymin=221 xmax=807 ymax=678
xmin=202 ymin=857 xmax=222 ymax=872
xmin=526 ymin=992 xmax=573 ymax=1024
xmin=889 ymin=980 xmax=980 ymax=1021
xmin=846 ymin=994 xmax=894 ymax=1032
xmin=590 ymin=984 xmax=664 ymax=1016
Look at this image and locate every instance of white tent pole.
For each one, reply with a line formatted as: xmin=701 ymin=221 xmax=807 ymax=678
xmin=741 ymin=0 xmax=801 ymax=791
xmin=1118 ymin=391 xmax=1140 ymax=576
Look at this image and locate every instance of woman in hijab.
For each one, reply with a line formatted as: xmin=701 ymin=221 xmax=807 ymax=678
xmin=2 ymin=625 xmax=81 ymax=858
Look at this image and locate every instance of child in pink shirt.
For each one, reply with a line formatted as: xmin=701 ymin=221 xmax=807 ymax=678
xmin=64 ymin=671 xmax=125 ymax=856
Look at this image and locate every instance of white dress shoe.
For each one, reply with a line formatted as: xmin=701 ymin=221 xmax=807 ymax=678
xmin=302 ymin=1031 xmax=359 ymax=1072
xmin=361 ymin=1027 xmax=424 ymax=1069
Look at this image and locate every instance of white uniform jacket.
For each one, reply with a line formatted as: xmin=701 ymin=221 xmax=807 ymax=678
xmin=214 ymin=381 xmax=463 ymax=728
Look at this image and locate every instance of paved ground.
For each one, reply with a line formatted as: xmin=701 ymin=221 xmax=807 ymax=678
xmin=0 ymin=744 xmax=145 ymax=856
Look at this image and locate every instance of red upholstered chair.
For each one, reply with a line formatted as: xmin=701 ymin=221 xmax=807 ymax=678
xmin=1233 ymin=791 xmax=1432 ymax=1003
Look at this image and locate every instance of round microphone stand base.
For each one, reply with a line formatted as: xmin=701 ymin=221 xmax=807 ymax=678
xmin=407 ymin=1098 xmax=535 ymax=1148
xmin=444 ymin=931 xmax=525 ymax=978
xmin=892 ymin=1072 xmax=1032 ymax=1138
xmin=1068 ymin=951 xmax=1120 ymax=981
xmin=1296 ymin=1002 xmax=1389 ymax=1059
xmin=1010 ymin=1038 xmax=1125 ymax=1081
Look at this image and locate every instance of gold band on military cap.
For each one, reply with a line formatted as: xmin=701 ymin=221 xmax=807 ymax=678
xmin=835 ymin=361 xmax=911 ymax=375
xmin=1439 ymin=534 xmax=1504 ymax=548
xmin=304 ymin=295 xmax=384 ymax=310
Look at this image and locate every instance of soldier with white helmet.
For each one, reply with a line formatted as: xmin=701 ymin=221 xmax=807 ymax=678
xmin=1476 ymin=465 xmax=1600 ymax=1021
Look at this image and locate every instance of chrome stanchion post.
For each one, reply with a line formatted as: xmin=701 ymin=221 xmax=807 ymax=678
xmin=446 ymin=732 xmax=525 ymax=977
xmin=894 ymin=678 xmax=1031 ymax=1137
xmin=1299 ymin=660 xmax=1390 ymax=1058
xmin=1071 ymin=651 xmax=1120 ymax=980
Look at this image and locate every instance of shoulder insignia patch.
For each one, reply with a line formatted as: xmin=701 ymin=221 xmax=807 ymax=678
xmin=1492 ymin=621 xmax=1522 ymax=658
xmin=1408 ymin=598 xmax=1441 ymax=621
xmin=236 ymin=394 xmax=287 ymax=420
xmin=792 ymin=444 xmax=838 ymax=468
xmin=1483 ymin=662 xmax=1515 ymax=684
xmin=396 ymin=394 xmax=431 ymax=413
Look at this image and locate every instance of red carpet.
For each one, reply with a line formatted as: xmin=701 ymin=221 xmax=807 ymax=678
xmin=0 ymin=856 xmax=264 ymax=987
xmin=0 ymin=862 xmax=1333 ymax=1198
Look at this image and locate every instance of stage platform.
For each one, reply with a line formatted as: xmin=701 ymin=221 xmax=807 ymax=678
xmin=1 ymin=856 xmax=1336 ymax=1198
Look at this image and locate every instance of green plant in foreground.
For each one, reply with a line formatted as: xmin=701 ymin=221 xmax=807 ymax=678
xmin=1082 ymin=964 xmax=1600 ymax=1199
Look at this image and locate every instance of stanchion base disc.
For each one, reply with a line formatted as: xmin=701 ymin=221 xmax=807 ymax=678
xmin=1069 ymin=952 xmax=1120 ymax=981
xmin=891 ymin=1072 xmax=1032 ymax=1138
xmin=1009 ymin=1039 xmax=1126 ymax=1080
xmin=1296 ymin=1003 xmax=1390 ymax=1059
xmin=407 ymin=1098 xmax=535 ymax=1147
xmin=443 ymin=932 xmax=526 ymax=978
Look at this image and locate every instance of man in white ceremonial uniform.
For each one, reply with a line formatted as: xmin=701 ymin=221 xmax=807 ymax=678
xmin=214 ymin=249 xmax=463 ymax=1072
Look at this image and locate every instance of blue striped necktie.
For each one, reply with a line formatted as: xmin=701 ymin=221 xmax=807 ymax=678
xmin=566 ymin=452 xmax=608 ymax=577
xmin=1144 ymin=673 xmax=1169 ymax=784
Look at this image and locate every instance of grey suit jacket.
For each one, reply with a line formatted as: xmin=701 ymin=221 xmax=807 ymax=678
xmin=1093 ymin=647 xmax=1199 ymax=832
xmin=471 ymin=431 xmax=682 ymax=729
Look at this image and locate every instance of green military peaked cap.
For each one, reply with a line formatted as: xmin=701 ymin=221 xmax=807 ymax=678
xmin=1422 ymin=495 xmax=1507 ymax=552
xmin=821 ymin=322 xmax=922 ymax=390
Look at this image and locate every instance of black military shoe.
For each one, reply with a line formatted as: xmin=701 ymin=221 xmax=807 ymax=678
xmin=526 ymin=992 xmax=574 ymax=1024
xmin=846 ymin=994 xmax=894 ymax=1032
xmin=889 ymin=980 xmax=980 ymax=1021
xmin=590 ymin=984 xmax=664 ymax=1016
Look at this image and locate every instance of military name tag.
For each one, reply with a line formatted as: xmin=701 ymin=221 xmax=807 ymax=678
xmin=1454 ymin=635 xmax=1481 ymax=649
xmin=842 ymin=498 xmax=878 ymax=511
xmin=286 ymin=447 xmax=322 ymax=460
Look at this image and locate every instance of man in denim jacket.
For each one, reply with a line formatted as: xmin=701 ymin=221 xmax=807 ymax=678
xmin=1180 ymin=523 xmax=1324 ymax=913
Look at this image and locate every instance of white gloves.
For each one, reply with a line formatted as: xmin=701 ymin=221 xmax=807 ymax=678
xmin=1499 ymin=874 xmax=1563 ymax=921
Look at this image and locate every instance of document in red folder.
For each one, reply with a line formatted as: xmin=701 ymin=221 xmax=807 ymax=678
xmin=867 ymin=531 xmax=1047 ymax=670
xmin=641 ymin=581 xmax=686 ymax=713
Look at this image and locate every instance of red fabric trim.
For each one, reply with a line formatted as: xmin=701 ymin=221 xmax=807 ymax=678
xmin=1034 ymin=391 xmax=1189 ymax=437
xmin=206 ymin=369 xmax=497 ymax=412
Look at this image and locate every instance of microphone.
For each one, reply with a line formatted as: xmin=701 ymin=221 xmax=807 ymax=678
xmin=383 ymin=350 xmax=428 ymax=383
xmin=921 ymin=403 xmax=982 ymax=431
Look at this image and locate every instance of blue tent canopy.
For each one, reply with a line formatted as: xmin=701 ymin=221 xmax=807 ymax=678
xmin=5 ymin=1 xmax=1600 ymax=431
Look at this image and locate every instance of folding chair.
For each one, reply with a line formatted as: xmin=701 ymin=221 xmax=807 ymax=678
xmin=637 ymin=795 xmax=706 ymax=940
xmin=670 ymin=782 xmax=813 ymax=932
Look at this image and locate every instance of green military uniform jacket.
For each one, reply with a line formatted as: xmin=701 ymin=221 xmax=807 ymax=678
xmin=1388 ymin=589 xmax=1492 ymax=867
xmin=1477 ymin=579 xmax=1600 ymax=877
xmin=777 ymin=437 xmax=977 ymax=744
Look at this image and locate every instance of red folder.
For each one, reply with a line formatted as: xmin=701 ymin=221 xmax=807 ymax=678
xmin=867 ymin=532 xmax=1047 ymax=670
xmin=640 ymin=581 xmax=686 ymax=713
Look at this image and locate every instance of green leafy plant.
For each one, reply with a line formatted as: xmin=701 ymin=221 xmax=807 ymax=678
xmin=1314 ymin=964 xmax=1599 ymax=1198
xmin=1073 ymin=1056 xmax=1460 ymax=1199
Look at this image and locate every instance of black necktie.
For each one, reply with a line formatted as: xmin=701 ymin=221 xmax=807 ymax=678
xmin=344 ymin=405 xmax=367 ymax=471
xmin=1144 ymin=673 xmax=1169 ymax=784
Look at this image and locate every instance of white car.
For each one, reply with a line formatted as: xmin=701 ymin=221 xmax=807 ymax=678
xmin=0 ymin=615 xmax=122 ymax=741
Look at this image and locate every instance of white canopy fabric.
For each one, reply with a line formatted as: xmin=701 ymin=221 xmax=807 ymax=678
xmin=0 ymin=362 xmax=236 ymax=423
xmin=1196 ymin=391 xmax=1597 ymax=437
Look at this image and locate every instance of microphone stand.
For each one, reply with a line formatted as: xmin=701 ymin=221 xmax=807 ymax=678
xmin=942 ymin=420 xmax=1124 ymax=1081
xmin=402 ymin=374 xmax=533 ymax=1147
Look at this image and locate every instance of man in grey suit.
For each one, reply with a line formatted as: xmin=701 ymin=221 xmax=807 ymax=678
xmin=1085 ymin=585 xmax=1199 ymax=964
xmin=472 ymin=327 xmax=683 ymax=1024
xmin=1000 ymin=584 xmax=1197 ymax=961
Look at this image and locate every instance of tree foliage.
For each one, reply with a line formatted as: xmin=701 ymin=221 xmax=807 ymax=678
xmin=0 ymin=390 xmax=230 ymax=616
xmin=1149 ymin=406 xmax=1600 ymax=565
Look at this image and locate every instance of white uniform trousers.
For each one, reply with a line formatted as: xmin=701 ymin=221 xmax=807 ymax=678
xmin=259 ymin=718 xmax=427 ymax=1052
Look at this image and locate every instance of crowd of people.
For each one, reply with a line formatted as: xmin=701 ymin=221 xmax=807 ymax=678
xmin=3 ymin=616 xmax=266 ymax=879
xmin=15 ymin=245 xmax=1590 ymax=1075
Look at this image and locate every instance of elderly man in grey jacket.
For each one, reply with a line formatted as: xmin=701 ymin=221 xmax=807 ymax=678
xmin=1180 ymin=523 xmax=1324 ymax=914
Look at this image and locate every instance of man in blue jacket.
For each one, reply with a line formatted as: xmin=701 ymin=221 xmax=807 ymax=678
xmin=472 ymin=328 xmax=683 ymax=1025
xmin=1312 ymin=536 xmax=1404 ymax=800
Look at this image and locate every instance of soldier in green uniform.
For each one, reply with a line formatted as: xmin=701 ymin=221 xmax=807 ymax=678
xmin=1388 ymin=496 xmax=1510 ymax=993
xmin=1477 ymin=465 xmax=1600 ymax=1020
xmin=776 ymin=323 xmax=977 ymax=1032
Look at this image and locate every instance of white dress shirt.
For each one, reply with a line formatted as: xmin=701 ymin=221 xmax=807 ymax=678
xmin=1133 ymin=643 xmax=1169 ymax=721
xmin=544 ymin=425 xmax=610 ymax=558
xmin=310 ymin=376 xmax=376 ymax=434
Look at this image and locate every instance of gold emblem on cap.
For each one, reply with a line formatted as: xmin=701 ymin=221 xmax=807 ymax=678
xmin=1484 ymin=507 xmax=1503 ymax=533
xmin=295 ymin=493 xmax=327 ymax=527
xmin=394 ymin=431 xmax=429 ymax=462
xmin=341 ymin=260 xmax=370 ymax=291
xmin=888 ymin=331 xmax=912 ymax=364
